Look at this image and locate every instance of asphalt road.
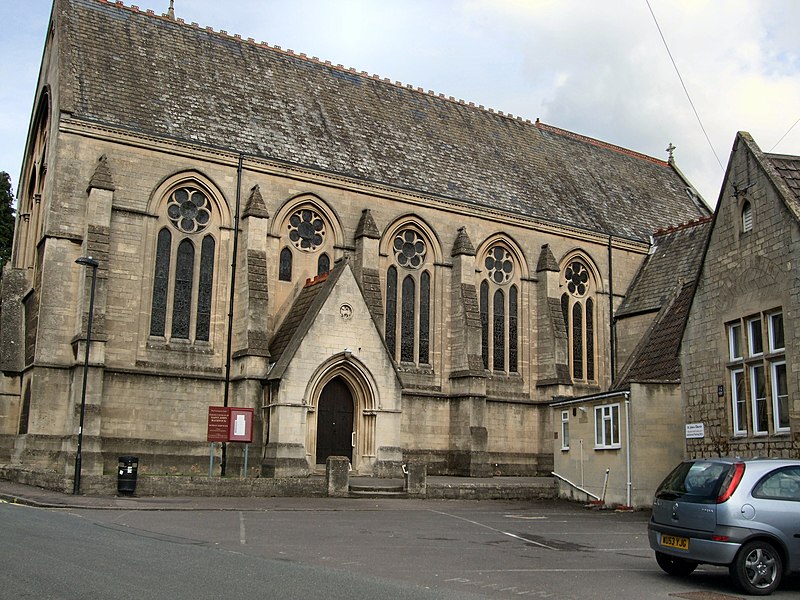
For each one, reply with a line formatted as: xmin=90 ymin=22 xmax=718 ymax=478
xmin=2 ymin=497 xmax=798 ymax=599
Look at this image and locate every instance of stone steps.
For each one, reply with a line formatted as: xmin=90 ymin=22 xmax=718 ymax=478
xmin=348 ymin=481 xmax=406 ymax=498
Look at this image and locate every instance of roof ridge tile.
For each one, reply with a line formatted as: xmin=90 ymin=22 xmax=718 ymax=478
xmin=534 ymin=119 xmax=671 ymax=167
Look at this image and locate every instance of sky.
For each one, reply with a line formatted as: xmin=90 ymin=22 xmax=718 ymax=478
xmin=1 ymin=0 xmax=799 ymax=208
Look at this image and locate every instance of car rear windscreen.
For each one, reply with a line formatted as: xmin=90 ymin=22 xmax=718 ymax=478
xmin=655 ymin=461 xmax=732 ymax=503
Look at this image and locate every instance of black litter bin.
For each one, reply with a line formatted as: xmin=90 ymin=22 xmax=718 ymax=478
xmin=117 ymin=456 xmax=138 ymax=495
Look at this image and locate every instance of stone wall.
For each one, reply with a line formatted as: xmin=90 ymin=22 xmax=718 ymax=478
xmin=682 ymin=133 xmax=799 ymax=457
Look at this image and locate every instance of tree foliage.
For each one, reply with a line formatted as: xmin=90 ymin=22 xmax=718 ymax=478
xmin=0 ymin=171 xmax=16 ymax=269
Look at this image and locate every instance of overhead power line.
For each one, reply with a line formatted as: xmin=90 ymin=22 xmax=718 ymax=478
xmin=645 ymin=0 xmax=724 ymax=170
xmin=769 ymin=117 xmax=800 ymax=152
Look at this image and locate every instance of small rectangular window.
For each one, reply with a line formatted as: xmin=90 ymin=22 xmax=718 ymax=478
xmin=748 ymin=317 xmax=763 ymax=356
xmin=728 ymin=322 xmax=742 ymax=360
xmin=731 ymin=369 xmax=746 ymax=435
xmin=594 ymin=404 xmax=620 ymax=449
xmin=561 ymin=410 xmax=570 ymax=450
xmin=750 ymin=364 xmax=768 ymax=434
xmin=772 ymin=361 xmax=790 ymax=433
xmin=768 ymin=312 xmax=785 ymax=352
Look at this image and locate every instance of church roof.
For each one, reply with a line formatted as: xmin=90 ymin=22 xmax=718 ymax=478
xmin=616 ymin=218 xmax=711 ymax=317
xmin=54 ymin=0 xmax=710 ymax=241
xmin=267 ymin=269 xmax=338 ymax=378
xmin=613 ymin=280 xmax=695 ymax=388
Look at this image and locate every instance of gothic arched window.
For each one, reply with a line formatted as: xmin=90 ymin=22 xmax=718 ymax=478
xmin=277 ymin=202 xmax=335 ymax=285
xmin=279 ymin=247 xmax=293 ymax=282
xmin=479 ymin=244 xmax=519 ymax=373
xmin=385 ymin=227 xmax=432 ymax=365
xmin=741 ymin=201 xmax=753 ymax=233
xmin=149 ymin=183 xmax=217 ymax=344
xmin=561 ymin=258 xmax=596 ymax=382
xmin=318 ymin=253 xmax=330 ymax=276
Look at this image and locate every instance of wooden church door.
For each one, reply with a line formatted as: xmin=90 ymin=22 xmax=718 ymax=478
xmin=315 ymin=377 xmax=354 ymax=465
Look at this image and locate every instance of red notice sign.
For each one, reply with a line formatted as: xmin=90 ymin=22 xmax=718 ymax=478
xmin=207 ymin=406 xmax=230 ymax=442
xmin=207 ymin=407 xmax=254 ymax=443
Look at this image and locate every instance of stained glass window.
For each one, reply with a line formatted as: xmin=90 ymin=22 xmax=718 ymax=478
xmin=586 ymin=297 xmax=594 ymax=380
xmin=493 ymin=289 xmax=505 ymax=371
xmin=196 ymin=235 xmax=215 ymax=342
xmin=318 ymin=253 xmax=330 ymax=276
xmin=150 ymin=228 xmax=171 ymax=336
xmin=485 ymin=246 xmax=513 ymax=284
xmin=279 ymin=247 xmax=292 ymax=282
xmin=167 ymin=187 xmax=211 ymax=234
xmin=385 ymin=266 xmax=397 ymax=358
xmin=287 ymin=208 xmax=326 ymax=251
xmin=171 ymin=239 xmax=194 ymax=339
xmin=572 ymin=302 xmax=583 ymax=379
xmin=151 ymin=182 xmax=218 ymax=345
xmin=393 ymin=229 xmax=426 ymax=269
xmin=480 ymin=280 xmax=489 ymax=369
xmin=419 ymin=271 xmax=430 ymax=364
xmin=401 ymin=276 xmax=416 ymax=362
xmin=509 ymin=285 xmax=518 ymax=373
xmin=565 ymin=261 xmax=589 ymax=297
xmin=563 ymin=259 xmax=596 ymax=382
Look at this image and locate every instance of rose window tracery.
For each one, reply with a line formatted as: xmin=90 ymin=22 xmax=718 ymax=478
xmin=565 ymin=261 xmax=590 ymax=296
xmin=485 ymin=246 xmax=514 ymax=284
xmin=167 ymin=187 xmax=211 ymax=234
xmin=288 ymin=208 xmax=326 ymax=251
xmin=393 ymin=229 xmax=426 ymax=269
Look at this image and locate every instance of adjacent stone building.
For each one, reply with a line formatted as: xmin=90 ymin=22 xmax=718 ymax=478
xmin=682 ymin=133 xmax=800 ymax=458
xmin=0 ymin=0 xmax=710 ymax=488
xmin=552 ymin=218 xmax=711 ymax=507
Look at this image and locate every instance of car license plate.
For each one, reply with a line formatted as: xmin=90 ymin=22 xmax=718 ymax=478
xmin=661 ymin=534 xmax=689 ymax=550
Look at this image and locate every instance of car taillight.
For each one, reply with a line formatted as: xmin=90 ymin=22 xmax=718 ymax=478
xmin=716 ymin=462 xmax=745 ymax=503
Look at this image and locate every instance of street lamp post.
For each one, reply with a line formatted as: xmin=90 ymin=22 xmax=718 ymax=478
xmin=73 ymin=256 xmax=99 ymax=495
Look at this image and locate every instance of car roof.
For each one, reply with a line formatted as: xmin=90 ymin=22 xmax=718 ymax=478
xmin=685 ymin=457 xmax=800 ymax=467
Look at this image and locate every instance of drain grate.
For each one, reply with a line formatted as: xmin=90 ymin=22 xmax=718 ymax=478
xmin=669 ymin=592 xmax=744 ymax=600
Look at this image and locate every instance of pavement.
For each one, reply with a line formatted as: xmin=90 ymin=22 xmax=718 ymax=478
xmin=0 ymin=475 xmax=557 ymax=511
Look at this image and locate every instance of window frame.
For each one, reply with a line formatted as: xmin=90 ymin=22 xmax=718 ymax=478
xmin=768 ymin=312 xmax=785 ymax=352
xmin=741 ymin=200 xmax=753 ymax=233
xmin=384 ymin=225 xmax=433 ymax=367
xmin=731 ymin=368 xmax=747 ymax=436
xmin=561 ymin=258 xmax=597 ymax=383
xmin=479 ymin=243 xmax=520 ymax=374
xmin=750 ymin=363 xmax=768 ymax=435
xmin=771 ymin=360 xmax=790 ymax=433
xmin=560 ymin=410 xmax=570 ymax=451
xmin=594 ymin=403 xmax=620 ymax=449
xmin=747 ymin=316 xmax=764 ymax=357
xmin=728 ymin=322 xmax=743 ymax=361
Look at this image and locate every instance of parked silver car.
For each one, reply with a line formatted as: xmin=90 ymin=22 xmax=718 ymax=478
xmin=648 ymin=457 xmax=800 ymax=595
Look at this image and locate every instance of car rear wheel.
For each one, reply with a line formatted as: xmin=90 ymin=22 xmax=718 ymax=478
xmin=730 ymin=540 xmax=783 ymax=596
xmin=655 ymin=551 xmax=697 ymax=576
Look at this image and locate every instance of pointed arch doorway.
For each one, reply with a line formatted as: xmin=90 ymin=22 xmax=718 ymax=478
xmin=315 ymin=377 xmax=354 ymax=465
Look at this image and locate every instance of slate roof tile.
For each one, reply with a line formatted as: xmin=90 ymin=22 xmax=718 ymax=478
xmin=59 ymin=0 xmax=710 ymax=242
xmin=616 ymin=219 xmax=711 ymax=317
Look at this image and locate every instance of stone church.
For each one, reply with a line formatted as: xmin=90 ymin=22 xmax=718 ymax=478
xmin=0 ymin=0 xmax=710 ymax=486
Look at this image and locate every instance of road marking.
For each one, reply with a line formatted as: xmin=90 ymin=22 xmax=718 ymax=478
xmin=428 ymin=509 xmax=558 ymax=550
xmin=239 ymin=511 xmax=246 ymax=545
